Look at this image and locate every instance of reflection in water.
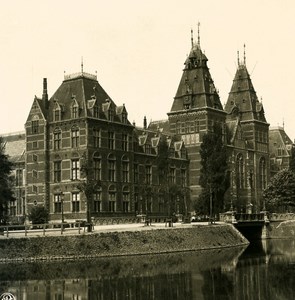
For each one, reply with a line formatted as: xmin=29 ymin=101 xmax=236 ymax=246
xmin=0 ymin=240 xmax=294 ymax=300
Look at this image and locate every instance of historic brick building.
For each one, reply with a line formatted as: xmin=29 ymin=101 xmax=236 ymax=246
xmin=3 ymin=32 xmax=294 ymax=222
xmin=24 ymin=71 xmax=189 ymax=222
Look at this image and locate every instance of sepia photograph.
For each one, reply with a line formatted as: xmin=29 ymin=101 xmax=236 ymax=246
xmin=0 ymin=1 xmax=294 ymax=299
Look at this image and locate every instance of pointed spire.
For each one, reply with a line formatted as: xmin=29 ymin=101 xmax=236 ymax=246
xmin=197 ymin=22 xmax=200 ymax=47
xmin=237 ymin=50 xmax=240 ymax=66
xmin=191 ymin=28 xmax=194 ymax=48
xmin=243 ymin=44 xmax=246 ymax=65
xmin=81 ymin=56 xmax=84 ymax=73
xmin=283 ymin=118 xmax=285 ymax=129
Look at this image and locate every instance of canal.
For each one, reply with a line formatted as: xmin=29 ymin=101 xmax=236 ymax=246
xmin=0 ymin=239 xmax=294 ymax=300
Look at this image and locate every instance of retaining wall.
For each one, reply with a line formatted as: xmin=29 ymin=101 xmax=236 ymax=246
xmin=0 ymin=224 xmax=248 ymax=263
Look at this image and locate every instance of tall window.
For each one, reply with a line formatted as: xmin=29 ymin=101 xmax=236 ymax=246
xmin=122 ymin=188 xmax=129 ymax=212
xmin=31 ymin=120 xmax=39 ymax=134
xmin=122 ymin=112 xmax=127 ymax=124
xmin=93 ymin=129 xmax=101 ymax=148
xmin=122 ymin=156 xmax=129 ymax=183
xmin=145 ymin=165 xmax=152 ymax=185
xmin=158 ymin=194 xmax=164 ymax=212
xmin=93 ymin=105 xmax=99 ymax=118
xmin=108 ymin=155 xmax=116 ymax=182
xmin=72 ymin=103 xmax=79 ymax=118
xmin=54 ymin=108 xmax=61 ymax=121
xmin=108 ymin=109 xmax=114 ymax=121
xmin=72 ymin=192 xmax=80 ymax=212
xmin=54 ymin=161 xmax=61 ymax=182
xmin=259 ymin=157 xmax=267 ymax=189
xmin=108 ymin=131 xmax=115 ymax=149
xmin=16 ymin=169 xmax=23 ymax=187
xmin=72 ymin=159 xmax=80 ymax=180
xmin=54 ymin=194 xmax=62 ymax=213
xmin=181 ymin=168 xmax=187 ymax=187
xmin=122 ymin=133 xmax=128 ymax=151
xmin=236 ymin=154 xmax=244 ymax=189
xmin=169 ymin=167 xmax=176 ymax=184
xmin=93 ymin=153 xmax=101 ymax=181
xmin=54 ymin=130 xmax=61 ymax=150
xmin=134 ymin=163 xmax=139 ymax=184
xmin=108 ymin=186 xmax=116 ymax=212
xmin=93 ymin=190 xmax=101 ymax=212
xmin=71 ymin=127 xmax=79 ymax=148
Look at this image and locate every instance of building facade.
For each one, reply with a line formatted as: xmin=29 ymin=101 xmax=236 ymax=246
xmin=24 ymin=72 xmax=189 ymax=223
xmin=3 ymin=32 xmax=294 ymax=222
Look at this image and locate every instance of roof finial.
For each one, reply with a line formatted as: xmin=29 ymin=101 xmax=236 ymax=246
xmin=243 ymin=44 xmax=246 ymax=65
xmin=197 ymin=22 xmax=200 ymax=47
xmin=191 ymin=28 xmax=194 ymax=47
xmin=283 ymin=118 xmax=285 ymax=129
xmin=81 ymin=56 xmax=84 ymax=73
xmin=237 ymin=50 xmax=240 ymax=66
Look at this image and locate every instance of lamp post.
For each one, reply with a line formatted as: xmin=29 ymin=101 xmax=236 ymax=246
xmin=60 ymin=191 xmax=64 ymax=224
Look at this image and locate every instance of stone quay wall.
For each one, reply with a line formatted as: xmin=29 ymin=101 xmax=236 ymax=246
xmin=0 ymin=224 xmax=248 ymax=263
xmin=266 ymin=220 xmax=295 ymax=238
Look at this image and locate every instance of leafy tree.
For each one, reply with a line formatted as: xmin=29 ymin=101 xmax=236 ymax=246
xmin=196 ymin=123 xmax=229 ymax=217
xmin=28 ymin=205 xmax=49 ymax=224
xmin=263 ymin=168 xmax=295 ymax=212
xmin=77 ymin=153 xmax=101 ymax=231
xmin=0 ymin=137 xmax=15 ymax=223
xmin=289 ymin=146 xmax=295 ymax=173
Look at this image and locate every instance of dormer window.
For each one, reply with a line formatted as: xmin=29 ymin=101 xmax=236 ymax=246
xmin=93 ymin=105 xmax=99 ymax=118
xmin=122 ymin=112 xmax=127 ymax=124
xmin=71 ymin=97 xmax=79 ymax=118
xmin=108 ymin=109 xmax=114 ymax=121
xmin=53 ymin=102 xmax=62 ymax=122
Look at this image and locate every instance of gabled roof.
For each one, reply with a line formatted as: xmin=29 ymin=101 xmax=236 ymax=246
xmin=169 ymin=42 xmax=223 ymax=113
xmin=269 ymin=126 xmax=293 ymax=157
xmin=225 ymin=64 xmax=267 ymax=124
xmin=148 ymin=119 xmax=171 ymax=134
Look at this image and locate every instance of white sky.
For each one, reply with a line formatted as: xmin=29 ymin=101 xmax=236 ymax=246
xmin=1 ymin=0 xmax=295 ymax=140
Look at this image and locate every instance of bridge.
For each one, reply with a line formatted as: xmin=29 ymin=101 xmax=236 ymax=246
xmin=220 ymin=211 xmax=270 ymax=240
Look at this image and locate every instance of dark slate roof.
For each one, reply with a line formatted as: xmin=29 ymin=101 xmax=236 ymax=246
xmin=269 ymin=126 xmax=293 ymax=158
xmin=148 ymin=119 xmax=171 ymax=134
xmin=169 ymin=42 xmax=223 ymax=113
xmin=2 ymin=132 xmax=26 ymax=163
xmin=48 ymin=73 xmax=131 ymax=124
xmin=225 ymin=64 xmax=267 ymax=123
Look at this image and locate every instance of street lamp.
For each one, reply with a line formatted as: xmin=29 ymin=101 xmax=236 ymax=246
xmin=60 ymin=191 xmax=64 ymax=224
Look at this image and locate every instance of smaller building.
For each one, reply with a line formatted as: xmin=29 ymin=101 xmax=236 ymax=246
xmin=2 ymin=131 xmax=26 ymax=222
xmin=269 ymin=126 xmax=293 ymax=176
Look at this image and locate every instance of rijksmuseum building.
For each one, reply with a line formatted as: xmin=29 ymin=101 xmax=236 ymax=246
xmin=3 ymin=34 xmax=294 ymax=223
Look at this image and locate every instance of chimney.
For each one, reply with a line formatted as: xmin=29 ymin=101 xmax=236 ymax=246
xmin=143 ymin=116 xmax=147 ymax=129
xmin=42 ymin=78 xmax=49 ymax=111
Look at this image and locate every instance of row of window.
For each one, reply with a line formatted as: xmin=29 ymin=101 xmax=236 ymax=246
xmin=53 ymin=128 xmax=130 ymax=151
xmin=53 ymin=158 xmax=186 ymax=185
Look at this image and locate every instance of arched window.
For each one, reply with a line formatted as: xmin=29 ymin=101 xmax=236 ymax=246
xmin=122 ymin=186 xmax=129 ymax=212
xmin=93 ymin=186 xmax=102 ymax=212
xmin=93 ymin=152 xmax=101 ymax=181
xmin=259 ymin=157 xmax=267 ymax=189
xmin=108 ymin=154 xmax=116 ymax=182
xmin=236 ymin=153 xmax=244 ymax=189
xmin=31 ymin=115 xmax=39 ymax=134
xmin=176 ymin=121 xmax=181 ymax=134
xmin=122 ymin=155 xmax=129 ymax=183
xmin=108 ymin=185 xmax=116 ymax=212
xmin=54 ymin=128 xmax=62 ymax=150
xmin=71 ymin=98 xmax=79 ymax=118
xmin=71 ymin=126 xmax=79 ymax=148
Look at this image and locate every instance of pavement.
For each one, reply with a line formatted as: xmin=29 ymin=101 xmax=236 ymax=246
xmin=0 ymin=221 xmax=216 ymax=239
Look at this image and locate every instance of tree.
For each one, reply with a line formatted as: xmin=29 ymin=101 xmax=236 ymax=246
xmin=76 ymin=153 xmax=101 ymax=231
xmin=197 ymin=123 xmax=229 ymax=218
xmin=289 ymin=146 xmax=295 ymax=173
xmin=28 ymin=205 xmax=49 ymax=224
xmin=263 ymin=168 xmax=295 ymax=212
xmin=0 ymin=137 xmax=15 ymax=223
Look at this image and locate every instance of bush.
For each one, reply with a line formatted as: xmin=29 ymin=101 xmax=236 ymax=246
xmin=28 ymin=205 xmax=49 ymax=224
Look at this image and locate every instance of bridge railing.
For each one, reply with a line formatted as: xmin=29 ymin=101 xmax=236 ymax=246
xmin=220 ymin=211 xmax=269 ymax=224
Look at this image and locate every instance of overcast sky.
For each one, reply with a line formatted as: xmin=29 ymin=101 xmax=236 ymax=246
xmin=1 ymin=0 xmax=295 ymax=140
